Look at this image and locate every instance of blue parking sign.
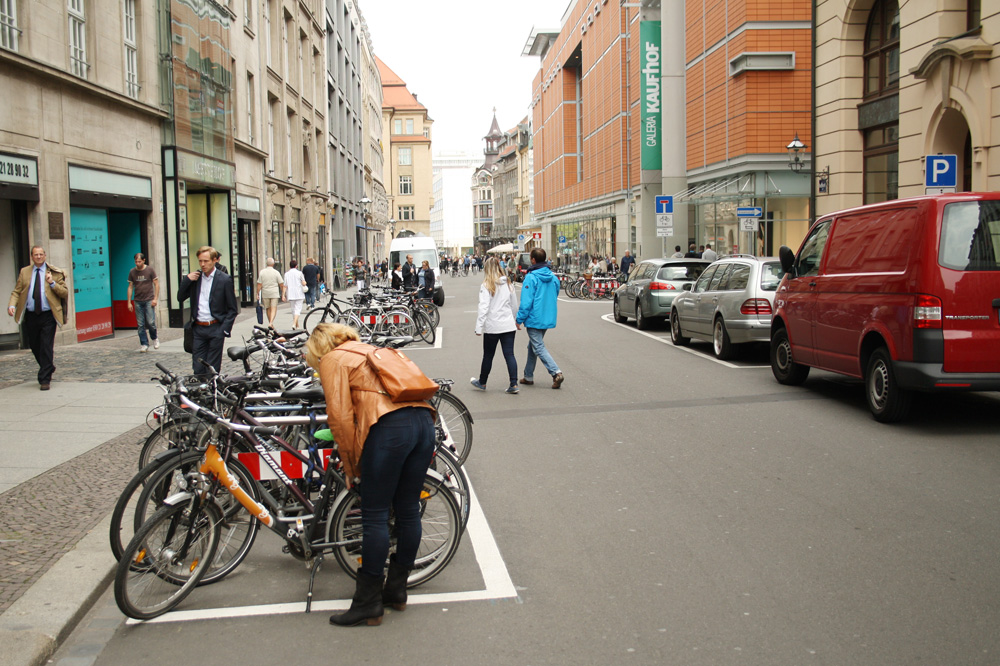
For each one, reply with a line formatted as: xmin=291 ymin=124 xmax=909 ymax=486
xmin=655 ymin=195 xmax=673 ymax=214
xmin=925 ymin=155 xmax=958 ymax=188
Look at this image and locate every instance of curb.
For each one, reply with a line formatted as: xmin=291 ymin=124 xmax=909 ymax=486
xmin=0 ymin=514 xmax=115 ymax=666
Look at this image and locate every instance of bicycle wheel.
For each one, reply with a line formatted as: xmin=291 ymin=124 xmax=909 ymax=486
xmin=417 ymin=301 xmax=440 ymax=329
xmin=412 ymin=309 xmax=436 ymax=345
xmin=435 ymin=391 xmax=473 ymax=465
xmin=135 ymin=451 xmax=261 ymax=586
xmin=304 ymin=306 xmax=336 ymax=334
xmin=327 ymin=472 xmax=462 ymax=587
xmin=429 ymin=447 xmax=470 ymax=533
xmin=138 ymin=418 xmax=209 ymax=471
xmin=114 ymin=500 xmax=222 ymax=620
xmin=377 ymin=310 xmax=416 ymax=338
xmin=110 ymin=450 xmax=187 ymax=561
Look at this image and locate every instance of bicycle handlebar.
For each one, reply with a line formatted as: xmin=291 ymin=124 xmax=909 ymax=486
xmin=178 ymin=394 xmax=281 ymax=437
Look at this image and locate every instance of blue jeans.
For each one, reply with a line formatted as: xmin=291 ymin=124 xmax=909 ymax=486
xmin=479 ymin=330 xmax=517 ymax=387
xmin=358 ymin=407 xmax=435 ymax=577
xmin=134 ymin=300 xmax=157 ymax=346
xmin=524 ymin=327 xmax=560 ymax=379
xmin=304 ymin=286 xmax=316 ymax=308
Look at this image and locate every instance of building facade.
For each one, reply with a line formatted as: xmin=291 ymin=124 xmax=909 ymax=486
xmin=677 ymin=0 xmax=813 ymax=258
xmin=430 ymin=153 xmax=479 ymax=257
xmin=359 ymin=14 xmax=386 ymax=263
xmin=378 ymin=57 xmax=433 ymax=239
xmin=814 ymin=0 xmax=996 ymax=218
xmin=471 ymin=114 xmax=501 ymax=254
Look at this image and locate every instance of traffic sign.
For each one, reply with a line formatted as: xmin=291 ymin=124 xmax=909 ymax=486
xmin=925 ymin=154 xmax=958 ymax=188
xmin=518 ymin=234 xmax=526 ymax=242
xmin=579 ymin=233 xmax=586 ymax=240
xmin=737 ymin=207 xmax=762 ymax=218
xmin=558 ymin=235 xmax=567 ymax=244
xmin=656 ymin=213 xmax=673 ymax=237
xmin=655 ymin=195 xmax=673 ymax=215
xmin=739 ymin=218 xmax=760 ymax=232
xmin=532 ymin=232 xmax=542 ymax=240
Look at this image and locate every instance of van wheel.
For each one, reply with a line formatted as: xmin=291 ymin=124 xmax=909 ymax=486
xmin=865 ymin=347 xmax=912 ymax=423
xmin=770 ymin=327 xmax=809 ymax=385
xmin=433 ymin=289 xmax=445 ymax=307
xmin=635 ymin=302 xmax=649 ymax=330
xmin=613 ymin=297 xmax=628 ymax=323
xmin=713 ymin=317 xmax=735 ymax=360
xmin=670 ymin=310 xmax=689 ymax=346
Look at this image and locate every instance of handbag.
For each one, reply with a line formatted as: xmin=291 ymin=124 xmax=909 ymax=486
xmin=255 ymin=299 xmax=264 ymax=325
xmin=302 ymin=284 xmax=309 ymax=293
xmin=183 ymin=325 xmax=194 ymax=354
xmin=335 ymin=341 xmax=439 ymax=402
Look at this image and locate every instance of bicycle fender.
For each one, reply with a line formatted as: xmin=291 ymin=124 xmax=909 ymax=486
xmin=163 ymin=491 xmax=195 ymax=506
xmin=151 ymin=448 xmax=186 ymax=464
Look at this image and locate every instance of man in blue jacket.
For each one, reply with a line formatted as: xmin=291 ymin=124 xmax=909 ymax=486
xmin=516 ymin=247 xmax=564 ymax=389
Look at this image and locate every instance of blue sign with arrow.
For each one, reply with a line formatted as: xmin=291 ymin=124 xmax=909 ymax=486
xmin=737 ymin=207 xmax=762 ymax=218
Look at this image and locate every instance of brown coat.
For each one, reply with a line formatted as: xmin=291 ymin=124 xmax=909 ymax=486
xmin=318 ymin=343 xmax=435 ymax=482
xmin=8 ymin=264 xmax=69 ymax=325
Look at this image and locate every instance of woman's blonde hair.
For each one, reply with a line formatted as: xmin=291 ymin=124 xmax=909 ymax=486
xmin=482 ymin=256 xmax=507 ymax=296
xmin=305 ymin=322 xmax=360 ymax=368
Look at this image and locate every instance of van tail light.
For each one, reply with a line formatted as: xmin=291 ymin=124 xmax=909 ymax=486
xmin=648 ymin=281 xmax=675 ymax=291
xmin=914 ymin=294 xmax=943 ymax=329
xmin=740 ymin=299 xmax=773 ymax=316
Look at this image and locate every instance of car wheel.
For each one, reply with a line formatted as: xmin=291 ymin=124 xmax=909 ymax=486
xmin=635 ymin=301 xmax=649 ymax=330
xmin=770 ymin=327 xmax=809 ymax=385
xmin=865 ymin=347 xmax=912 ymax=423
xmin=613 ymin=297 xmax=628 ymax=323
xmin=670 ymin=309 xmax=689 ymax=346
xmin=712 ymin=317 xmax=736 ymax=360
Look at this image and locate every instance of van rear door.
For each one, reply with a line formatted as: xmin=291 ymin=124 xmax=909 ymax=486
xmin=937 ymin=200 xmax=1000 ymax=373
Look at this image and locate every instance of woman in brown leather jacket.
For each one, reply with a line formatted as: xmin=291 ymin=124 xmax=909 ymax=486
xmin=305 ymin=323 xmax=436 ymax=627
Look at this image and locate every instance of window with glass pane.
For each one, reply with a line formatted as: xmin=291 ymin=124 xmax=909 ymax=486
xmin=69 ymin=0 xmax=87 ymax=79
xmin=967 ymin=0 xmax=981 ymax=31
xmin=863 ymin=0 xmax=898 ymax=98
xmin=394 ymin=119 xmax=402 ymax=134
xmin=864 ymin=127 xmax=899 ymax=204
xmin=406 ymin=118 xmax=413 ymax=134
xmin=123 ymin=0 xmax=138 ymax=98
xmin=398 ymin=147 xmax=411 ymax=166
xmin=398 ymin=205 xmax=414 ymax=221
xmin=0 ymin=0 xmax=18 ymax=52
xmin=247 ymin=73 xmax=255 ymax=144
xmin=399 ymin=175 xmax=412 ymax=195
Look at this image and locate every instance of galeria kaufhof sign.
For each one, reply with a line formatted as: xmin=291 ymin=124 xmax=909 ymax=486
xmin=640 ymin=21 xmax=662 ymax=171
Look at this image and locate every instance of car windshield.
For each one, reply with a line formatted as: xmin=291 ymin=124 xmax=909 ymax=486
xmin=657 ymin=263 xmax=706 ymax=281
xmin=759 ymin=262 xmax=783 ymax=291
xmin=939 ymin=200 xmax=1000 ymax=271
xmin=390 ymin=249 xmax=438 ymax=270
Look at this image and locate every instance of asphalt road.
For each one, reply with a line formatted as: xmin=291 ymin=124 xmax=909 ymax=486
xmin=57 ymin=272 xmax=1000 ymax=666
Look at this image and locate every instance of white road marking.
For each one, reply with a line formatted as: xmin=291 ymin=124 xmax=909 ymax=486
xmin=404 ymin=327 xmax=443 ymax=350
xmin=128 ymin=474 xmax=516 ymax=624
xmin=600 ymin=314 xmax=769 ymax=369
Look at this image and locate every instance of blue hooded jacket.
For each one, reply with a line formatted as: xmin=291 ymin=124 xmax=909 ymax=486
xmin=516 ymin=262 xmax=559 ymax=329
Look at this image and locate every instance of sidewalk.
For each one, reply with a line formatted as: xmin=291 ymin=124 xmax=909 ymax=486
xmin=0 ymin=302 xmax=305 ymax=666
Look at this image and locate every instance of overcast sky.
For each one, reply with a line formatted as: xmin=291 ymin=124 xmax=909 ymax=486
xmin=360 ymin=0 xmax=569 ymax=157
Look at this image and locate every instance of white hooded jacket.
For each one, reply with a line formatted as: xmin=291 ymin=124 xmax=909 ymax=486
xmin=475 ymin=276 xmax=519 ymax=335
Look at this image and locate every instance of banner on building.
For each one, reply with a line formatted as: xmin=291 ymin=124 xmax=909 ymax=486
xmin=640 ymin=21 xmax=662 ymax=171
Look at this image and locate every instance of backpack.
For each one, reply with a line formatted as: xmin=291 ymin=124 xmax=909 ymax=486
xmin=335 ymin=341 xmax=439 ymax=402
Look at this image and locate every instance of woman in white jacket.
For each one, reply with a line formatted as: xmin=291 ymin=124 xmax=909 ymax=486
xmin=470 ymin=257 xmax=521 ymax=394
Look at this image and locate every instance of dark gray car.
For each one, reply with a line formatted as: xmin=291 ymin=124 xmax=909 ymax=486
xmin=613 ymin=259 xmax=711 ymax=329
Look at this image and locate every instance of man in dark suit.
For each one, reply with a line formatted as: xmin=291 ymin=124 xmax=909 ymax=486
xmin=402 ymin=254 xmax=417 ymax=289
xmin=177 ymin=246 xmax=239 ymax=375
xmin=7 ymin=246 xmax=69 ymax=389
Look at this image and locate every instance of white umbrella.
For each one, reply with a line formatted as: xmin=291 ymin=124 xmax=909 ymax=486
xmin=487 ymin=243 xmax=514 ymax=254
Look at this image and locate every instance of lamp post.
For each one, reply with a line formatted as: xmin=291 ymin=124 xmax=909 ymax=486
xmin=359 ymin=197 xmax=372 ymax=262
xmin=787 ymin=134 xmax=807 ymax=173
xmin=787 ymin=133 xmax=829 ymax=224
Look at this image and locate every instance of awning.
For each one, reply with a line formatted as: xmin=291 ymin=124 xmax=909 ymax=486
xmin=672 ymin=176 xmax=745 ymax=203
xmin=487 ymin=243 xmax=514 ymax=254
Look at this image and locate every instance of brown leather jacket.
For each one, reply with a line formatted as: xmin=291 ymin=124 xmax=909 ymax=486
xmin=318 ymin=343 xmax=435 ymax=482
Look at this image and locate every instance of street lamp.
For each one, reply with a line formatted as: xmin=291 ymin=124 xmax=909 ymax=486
xmin=359 ymin=196 xmax=372 ymax=216
xmin=787 ymin=134 xmax=807 ymax=173
xmin=388 ymin=218 xmax=396 ymax=239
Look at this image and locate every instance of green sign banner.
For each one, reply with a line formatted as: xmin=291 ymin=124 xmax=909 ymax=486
xmin=640 ymin=21 xmax=662 ymax=171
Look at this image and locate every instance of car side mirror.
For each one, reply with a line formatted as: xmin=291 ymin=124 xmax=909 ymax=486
xmin=683 ymin=283 xmax=693 ymax=291
xmin=779 ymin=246 xmax=796 ymax=276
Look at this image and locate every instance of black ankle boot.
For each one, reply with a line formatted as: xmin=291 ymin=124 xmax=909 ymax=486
xmin=382 ymin=555 xmax=412 ymax=611
xmin=330 ymin=571 xmax=384 ymax=626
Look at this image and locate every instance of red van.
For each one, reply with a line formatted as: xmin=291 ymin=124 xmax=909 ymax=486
xmin=771 ymin=193 xmax=1000 ymax=422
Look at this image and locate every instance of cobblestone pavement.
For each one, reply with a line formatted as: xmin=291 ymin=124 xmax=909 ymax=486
xmin=0 ymin=309 xmax=262 ymax=614
xmin=0 ymin=423 xmax=147 ymax=614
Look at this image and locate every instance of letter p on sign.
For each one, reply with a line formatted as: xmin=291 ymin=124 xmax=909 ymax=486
xmin=925 ymin=154 xmax=958 ymax=188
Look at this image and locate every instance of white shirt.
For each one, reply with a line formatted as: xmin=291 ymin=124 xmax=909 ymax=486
xmin=475 ymin=277 xmax=519 ymax=335
xmin=702 ymin=248 xmax=718 ymax=262
xmin=284 ymin=268 xmax=305 ymax=300
xmin=197 ymin=268 xmax=216 ymax=322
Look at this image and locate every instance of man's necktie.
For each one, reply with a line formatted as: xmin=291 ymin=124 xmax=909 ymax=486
xmin=33 ymin=268 xmax=42 ymax=313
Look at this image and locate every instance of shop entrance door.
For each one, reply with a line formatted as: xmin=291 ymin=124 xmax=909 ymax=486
xmin=109 ymin=211 xmax=143 ymax=328
xmin=0 ymin=200 xmax=29 ymax=350
xmin=237 ymin=219 xmax=258 ymax=304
